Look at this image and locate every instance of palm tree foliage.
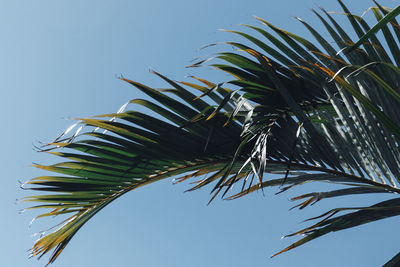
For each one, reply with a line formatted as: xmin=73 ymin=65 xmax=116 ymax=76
xmin=24 ymin=1 xmax=400 ymax=265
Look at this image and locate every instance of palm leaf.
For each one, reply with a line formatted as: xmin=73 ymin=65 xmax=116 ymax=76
xmin=24 ymin=75 xmax=251 ymax=265
xmin=192 ymin=0 xmax=400 ymax=263
xmin=25 ymin=1 xmax=400 ymax=266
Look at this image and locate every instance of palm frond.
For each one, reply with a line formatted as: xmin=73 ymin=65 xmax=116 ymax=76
xmin=25 ymin=1 xmax=400 ymax=266
xmin=191 ymin=0 xmax=400 ymax=262
xmin=24 ymin=74 xmax=250 ymax=264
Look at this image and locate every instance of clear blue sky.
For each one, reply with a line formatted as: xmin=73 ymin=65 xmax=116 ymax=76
xmin=2 ymin=0 xmax=400 ymax=266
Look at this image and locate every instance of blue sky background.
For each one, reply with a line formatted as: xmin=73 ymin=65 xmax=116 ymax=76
xmin=2 ymin=0 xmax=400 ymax=266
